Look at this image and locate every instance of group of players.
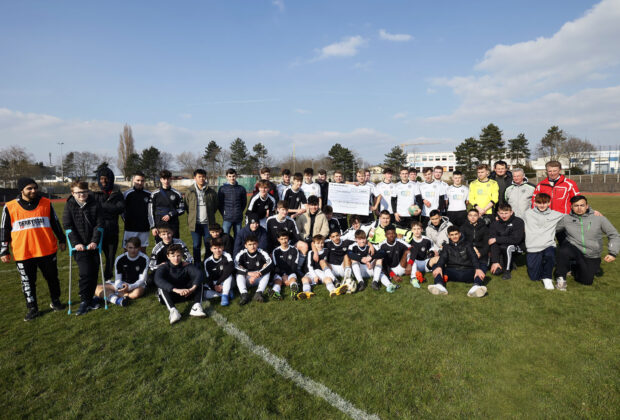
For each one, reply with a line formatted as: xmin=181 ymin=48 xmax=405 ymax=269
xmin=2 ymin=159 xmax=618 ymax=324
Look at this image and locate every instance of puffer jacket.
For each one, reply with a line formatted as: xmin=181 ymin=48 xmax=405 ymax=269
xmin=557 ymin=207 xmax=620 ymax=258
xmin=436 ymin=236 xmax=480 ymax=270
xmin=63 ymin=195 xmax=104 ymax=247
xmin=426 ymin=216 xmax=452 ymax=249
xmin=218 ymin=182 xmax=247 ymax=223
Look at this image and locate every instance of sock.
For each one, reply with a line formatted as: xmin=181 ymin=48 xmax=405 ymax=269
xmin=380 ymin=273 xmax=392 ymax=287
xmin=222 ymin=275 xmax=233 ymax=295
xmin=352 ymin=264 xmax=363 ymax=282
xmin=108 ymin=294 xmax=119 ymax=304
xmin=236 ymin=274 xmax=248 ymax=294
xmin=303 ymin=283 xmax=311 ymax=292
xmin=326 ymin=282 xmax=335 ymax=292
xmin=257 ymin=273 xmax=270 ymax=293
xmin=344 ymin=267 xmax=352 ymax=278
xmin=273 ymin=284 xmax=281 ymax=293
xmin=373 ymin=266 xmax=382 ymax=283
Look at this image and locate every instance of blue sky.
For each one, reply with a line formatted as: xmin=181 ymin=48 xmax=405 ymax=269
xmin=1 ymin=0 xmax=618 ymax=167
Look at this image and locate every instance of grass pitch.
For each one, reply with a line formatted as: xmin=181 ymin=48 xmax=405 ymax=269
xmin=0 ymin=196 xmax=618 ymax=419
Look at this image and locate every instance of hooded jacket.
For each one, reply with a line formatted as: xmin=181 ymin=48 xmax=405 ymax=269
xmin=557 ymin=207 xmax=620 ymax=259
xmin=92 ymin=167 xmax=125 ymax=235
xmin=436 ymin=236 xmax=480 ymax=270
xmin=504 ymin=178 xmax=535 ymax=219
xmin=489 ymin=213 xmax=525 ymax=248
xmin=522 ymin=207 xmax=564 ymax=252
xmin=426 ymin=216 xmax=452 ymax=249
xmin=460 ymin=220 xmax=489 ymax=258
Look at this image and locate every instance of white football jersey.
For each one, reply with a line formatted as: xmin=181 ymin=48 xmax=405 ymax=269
xmin=393 ymin=182 xmax=421 ymax=217
xmin=419 ymin=181 xmax=445 ymax=216
xmin=300 ymin=182 xmax=321 ymax=201
xmin=277 ymin=183 xmax=290 ymax=201
xmin=373 ymin=181 xmax=395 ymax=213
xmin=446 ymin=185 xmax=469 ymax=211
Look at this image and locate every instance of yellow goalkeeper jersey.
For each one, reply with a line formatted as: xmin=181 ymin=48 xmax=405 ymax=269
xmin=468 ymin=179 xmax=499 ymax=214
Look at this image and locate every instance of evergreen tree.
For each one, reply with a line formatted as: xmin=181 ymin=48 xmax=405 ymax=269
xmin=203 ymin=140 xmax=222 ymax=177
xmin=454 ymin=137 xmax=481 ymax=180
xmin=478 ymin=123 xmax=505 ymax=165
xmin=125 ymin=153 xmax=142 ymax=178
xmin=140 ymin=146 xmax=161 ymax=181
xmin=252 ymin=143 xmax=268 ymax=168
xmin=507 ymin=133 xmax=531 ymax=166
xmin=328 ymin=143 xmax=356 ymax=180
xmin=229 ymin=138 xmax=249 ymax=173
xmin=117 ymin=124 xmax=136 ymax=180
xmin=383 ymin=146 xmax=407 ymax=171
xmin=62 ymin=152 xmax=76 ymax=179
xmin=537 ymin=126 xmax=566 ymax=161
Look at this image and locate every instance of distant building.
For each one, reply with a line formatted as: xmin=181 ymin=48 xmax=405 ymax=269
xmin=531 ymin=150 xmax=620 ymax=174
xmin=406 ymin=152 xmax=458 ymax=172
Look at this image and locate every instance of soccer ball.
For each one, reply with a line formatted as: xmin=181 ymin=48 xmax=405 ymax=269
xmin=408 ymin=205 xmax=420 ymax=216
xmin=344 ymin=276 xmax=357 ymax=293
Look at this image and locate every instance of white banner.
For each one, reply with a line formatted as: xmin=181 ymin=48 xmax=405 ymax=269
xmin=328 ymin=183 xmax=371 ymax=215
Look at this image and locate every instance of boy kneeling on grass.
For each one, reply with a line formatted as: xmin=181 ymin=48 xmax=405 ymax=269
xmin=299 ymin=234 xmax=348 ymax=299
xmin=154 ymin=244 xmax=206 ymax=324
xmin=428 ymin=226 xmax=487 ymax=298
xmin=148 ymin=222 xmax=193 ymax=288
xmin=94 ymin=236 xmax=148 ymax=307
xmin=271 ymin=230 xmax=301 ymax=299
xmin=234 ymin=235 xmax=273 ymax=305
xmin=203 ymin=238 xmax=235 ymax=306
xmin=376 ymin=225 xmax=411 ymax=286
xmin=348 ymin=229 xmax=395 ymax=293
xmin=404 ymin=221 xmax=438 ymax=288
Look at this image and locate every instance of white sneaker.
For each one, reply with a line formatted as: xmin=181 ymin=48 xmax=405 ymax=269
xmin=169 ymin=308 xmax=182 ymax=324
xmin=467 ymin=285 xmax=487 ymax=298
xmin=556 ymin=277 xmax=567 ymax=291
xmin=542 ymin=278 xmax=554 ymax=290
xmin=189 ymin=303 xmax=206 ymax=317
xmin=428 ymin=284 xmax=448 ymax=295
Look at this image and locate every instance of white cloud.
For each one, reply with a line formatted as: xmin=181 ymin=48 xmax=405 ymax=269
xmin=272 ymin=0 xmax=284 ymax=12
xmin=314 ymin=36 xmax=366 ymax=61
xmin=0 ymin=108 xmax=395 ymax=164
xmin=179 ymin=113 xmax=192 ymax=120
xmin=294 ymin=108 xmax=311 ymax=114
xmin=392 ymin=112 xmax=407 ymax=119
xmin=425 ymin=0 xmax=620 ymax=144
xmin=379 ymin=29 xmax=412 ymax=42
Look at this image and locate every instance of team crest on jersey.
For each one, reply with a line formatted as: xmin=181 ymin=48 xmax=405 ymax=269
xmin=144 ymin=197 xmax=149 ymax=203
xmin=288 ymin=255 xmax=292 ymax=260
xmin=171 ymin=195 xmax=176 ymax=201
xmin=421 ymin=247 xmax=426 ymax=252
xmin=219 ymin=266 xmax=223 ymax=270
xmin=135 ymin=266 xmax=140 ymax=271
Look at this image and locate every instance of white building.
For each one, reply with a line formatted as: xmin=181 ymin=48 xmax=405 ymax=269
xmin=407 ymin=151 xmax=457 ymax=172
xmin=531 ymin=150 xmax=620 ymax=174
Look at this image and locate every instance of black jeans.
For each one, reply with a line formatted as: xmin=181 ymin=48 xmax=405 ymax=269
xmin=556 ymin=242 xmax=600 ymax=285
xmin=74 ymin=250 xmax=100 ymax=302
xmin=434 ymin=268 xmax=483 ymax=286
xmin=15 ymin=253 xmax=61 ymax=309
xmin=101 ymin=233 xmax=118 ymax=280
xmin=158 ymin=284 xmax=203 ymax=309
xmin=447 ymin=210 xmax=467 ymax=228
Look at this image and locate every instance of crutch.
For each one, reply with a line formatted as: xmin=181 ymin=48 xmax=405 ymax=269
xmin=65 ymin=230 xmax=75 ymax=315
xmin=97 ymin=227 xmax=108 ymax=310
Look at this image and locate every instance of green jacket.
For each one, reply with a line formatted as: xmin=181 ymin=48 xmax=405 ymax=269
xmin=183 ymin=184 xmax=218 ymax=232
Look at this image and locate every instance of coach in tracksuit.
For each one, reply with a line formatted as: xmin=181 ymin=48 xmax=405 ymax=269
xmin=1 ymin=177 xmax=67 ymax=321
xmin=92 ymin=166 xmax=125 ymax=281
xmin=123 ymin=171 xmax=151 ymax=250
xmin=149 ymin=169 xmax=185 ymax=241
xmin=63 ymin=180 xmax=104 ymax=316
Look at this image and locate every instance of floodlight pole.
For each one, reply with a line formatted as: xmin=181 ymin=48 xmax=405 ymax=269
xmin=58 ymin=141 xmax=64 ymax=181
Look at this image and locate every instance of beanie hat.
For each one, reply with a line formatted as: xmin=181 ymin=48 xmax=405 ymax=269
xmin=246 ymin=212 xmax=259 ymax=225
xmin=18 ymin=177 xmax=38 ymax=192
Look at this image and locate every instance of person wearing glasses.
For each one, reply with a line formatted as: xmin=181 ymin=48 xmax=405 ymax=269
xmin=63 ymin=181 xmax=104 ymax=316
xmin=1 ymin=177 xmax=67 ymax=321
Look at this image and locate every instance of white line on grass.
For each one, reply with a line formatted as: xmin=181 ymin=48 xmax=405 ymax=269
xmin=209 ymin=309 xmax=380 ymax=420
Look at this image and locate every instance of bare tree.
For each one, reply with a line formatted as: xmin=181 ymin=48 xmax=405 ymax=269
xmin=0 ymin=145 xmax=35 ymax=183
xmin=159 ymin=152 xmax=175 ymax=172
xmin=562 ymin=136 xmax=596 ymax=168
xmin=117 ymin=124 xmax=136 ymax=179
xmin=73 ymin=152 xmax=101 ymax=179
xmin=176 ymin=152 xmax=204 ymax=177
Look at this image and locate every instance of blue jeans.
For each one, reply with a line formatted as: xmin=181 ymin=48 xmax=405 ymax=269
xmin=526 ymin=246 xmax=556 ymax=281
xmin=222 ymin=220 xmax=242 ymax=238
xmin=191 ymin=223 xmax=211 ymax=265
